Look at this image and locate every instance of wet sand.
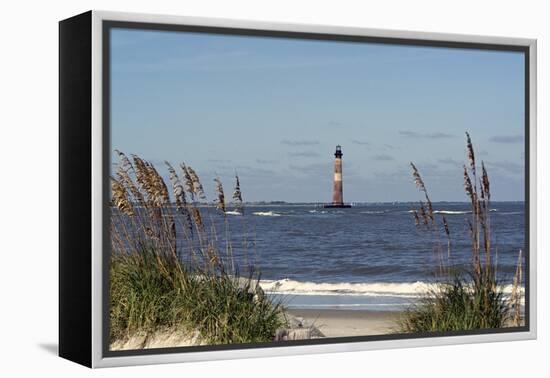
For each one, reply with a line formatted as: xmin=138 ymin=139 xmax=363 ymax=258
xmin=286 ymin=309 xmax=400 ymax=337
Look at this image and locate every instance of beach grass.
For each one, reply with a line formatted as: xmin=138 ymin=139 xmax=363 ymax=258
xmin=109 ymin=152 xmax=285 ymax=347
xmin=398 ymin=275 xmax=509 ymax=332
xmin=399 ymin=133 xmax=523 ymax=333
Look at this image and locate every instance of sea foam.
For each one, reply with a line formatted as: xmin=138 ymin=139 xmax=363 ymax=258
xmin=253 ymin=211 xmax=282 ymax=217
xmin=259 ymin=278 xmax=524 ymax=299
xmin=433 ymin=210 xmax=471 ymax=215
xmin=224 ymin=210 xmax=242 ymax=216
xmin=259 ymin=279 xmax=431 ymax=298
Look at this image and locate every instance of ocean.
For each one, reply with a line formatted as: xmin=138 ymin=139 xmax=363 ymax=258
xmin=215 ymin=202 xmax=526 ymax=311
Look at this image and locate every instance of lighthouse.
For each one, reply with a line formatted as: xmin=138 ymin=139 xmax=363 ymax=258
xmin=324 ymin=145 xmax=351 ymax=208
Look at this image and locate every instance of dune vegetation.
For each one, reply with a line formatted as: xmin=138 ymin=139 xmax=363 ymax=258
xmin=398 ymin=133 xmax=523 ymax=333
xmin=109 ymin=151 xmax=285 ymax=349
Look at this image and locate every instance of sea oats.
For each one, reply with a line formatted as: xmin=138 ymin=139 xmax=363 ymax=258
xmin=214 ymin=177 xmax=226 ymax=214
xmin=111 ymin=176 xmax=135 ymax=216
xmin=511 ymin=250 xmax=523 ymax=327
xmin=188 ymin=166 xmax=206 ymax=200
xmin=411 ymin=162 xmax=435 ymax=226
xmin=412 ymin=209 xmax=420 ymax=226
xmin=232 ymin=174 xmax=244 ymax=214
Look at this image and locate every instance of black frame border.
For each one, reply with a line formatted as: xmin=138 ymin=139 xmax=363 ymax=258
xmin=101 ymin=20 xmax=531 ymax=359
xmin=59 ymin=10 xmax=93 ymax=367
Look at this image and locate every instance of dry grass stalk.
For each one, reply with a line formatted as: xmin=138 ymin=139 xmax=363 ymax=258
xmin=461 ymin=132 xmax=495 ymax=288
xmin=480 ymin=162 xmax=492 ymax=276
xmin=466 ymin=132 xmax=476 ymax=178
xmin=410 ymin=163 xmax=444 ymax=275
xmin=418 ymin=201 xmax=429 ymax=227
xmin=109 ymin=153 xmax=286 ymax=345
xmin=403 ymin=132 xmax=524 ymax=332
xmin=481 ymin=162 xmax=490 ymax=200
xmin=180 ymin=163 xmax=206 ymax=204
xmin=165 ymin=161 xmax=193 ymax=237
xmin=111 ymin=177 xmax=135 ymax=217
xmin=191 ymin=207 xmax=205 ymax=234
xmin=412 ymin=209 xmax=420 ymax=226
xmin=411 ymin=162 xmax=435 ymax=226
xmin=111 ymin=152 xmax=245 ymax=273
xmin=188 ymin=165 xmax=206 ymax=200
xmin=111 ymin=244 xmax=284 ymax=346
xmin=410 ymin=133 xmax=499 ymax=282
xmin=214 ymin=177 xmax=226 ymax=214
xmin=181 ymin=163 xmax=196 ymax=202
xmin=165 ymin=162 xmax=186 ymax=209
xmin=511 ymin=250 xmax=523 ymax=326
xmin=114 ymin=150 xmax=145 ymax=207
xmin=232 ymin=174 xmax=244 ymax=214
xmin=132 ymin=156 xmax=168 ymax=207
xmin=442 ymin=215 xmax=451 ymax=259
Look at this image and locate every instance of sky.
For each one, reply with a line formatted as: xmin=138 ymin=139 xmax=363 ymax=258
xmin=110 ymin=28 xmax=525 ymax=203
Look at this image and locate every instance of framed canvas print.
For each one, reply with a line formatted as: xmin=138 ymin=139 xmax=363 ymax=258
xmin=59 ymin=10 xmax=537 ymax=368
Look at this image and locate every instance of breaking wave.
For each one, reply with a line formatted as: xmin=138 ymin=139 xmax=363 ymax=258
xmin=433 ymin=210 xmax=471 ymax=215
xmin=259 ymin=279 xmax=431 ymax=298
xmin=308 ymin=210 xmax=327 ymax=214
xmin=407 ymin=209 xmax=499 ymax=215
xmin=253 ymin=211 xmax=282 ymax=217
xmin=259 ymin=278 xmax=524 ymax=299
xmin=224 ymin=210 xmax=242 ymax=216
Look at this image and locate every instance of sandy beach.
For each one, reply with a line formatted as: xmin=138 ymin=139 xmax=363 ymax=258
xmin=286 ymin=309 xmax=400 ymax=338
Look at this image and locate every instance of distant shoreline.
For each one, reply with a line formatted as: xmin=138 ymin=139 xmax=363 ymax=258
xmin=113 ymin=200 xmax=526 ymax=208
xmin=240 ymin=200 xmax=525 ymax=206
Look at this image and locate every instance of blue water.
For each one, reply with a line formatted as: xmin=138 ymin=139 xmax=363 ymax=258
xmin=221 ymin=203 xmax=523 ymax=278
xmin=215 ymin=202 xmax=525 ymax=310
xmin=116 ymin=201 xmax=525 ymax=310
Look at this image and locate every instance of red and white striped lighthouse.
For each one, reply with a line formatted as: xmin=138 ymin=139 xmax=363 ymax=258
xmin=325 ymin=145 xmax=351 ymax=208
